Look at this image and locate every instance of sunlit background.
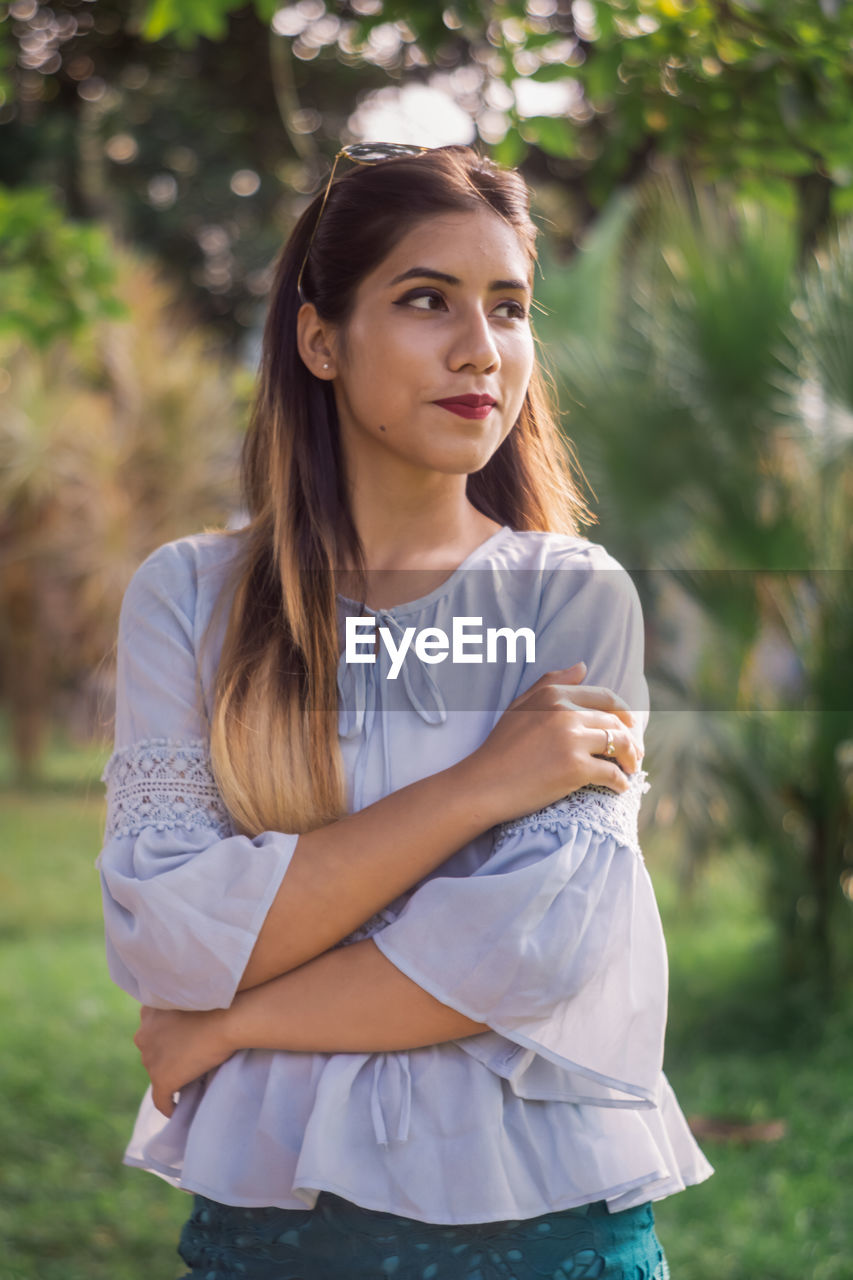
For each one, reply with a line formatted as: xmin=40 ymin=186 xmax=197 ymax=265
xmin=1 ymin=3 xmax=852 ymax=1277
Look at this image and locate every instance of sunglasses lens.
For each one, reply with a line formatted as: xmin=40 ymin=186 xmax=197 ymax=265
xmin=344 ymin=142 xmax=429 ymax=163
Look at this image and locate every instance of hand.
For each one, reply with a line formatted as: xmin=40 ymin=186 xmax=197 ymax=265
xmin=462 ymin=661 xmax=644 ymax=825
xmin=134 ymin=1005 xmax=234 ymax=1118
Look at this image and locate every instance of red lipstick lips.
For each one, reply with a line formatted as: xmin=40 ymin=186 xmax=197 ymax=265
xmin=433 ymin=394 xmax=497 ymax=421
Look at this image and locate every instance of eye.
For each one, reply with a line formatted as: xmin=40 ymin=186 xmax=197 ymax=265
xmin=394 ymin=288 xmax=447 ymax=311
xmin=493 ymin=299 xmax=528 ymax=320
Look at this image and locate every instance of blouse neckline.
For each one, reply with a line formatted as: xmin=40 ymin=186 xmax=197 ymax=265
xmin=335 ymin=524 xmax=513 ymax=618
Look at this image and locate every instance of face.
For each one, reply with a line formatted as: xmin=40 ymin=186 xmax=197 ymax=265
xmin=309 ymin=207 xmax=535 ymax=482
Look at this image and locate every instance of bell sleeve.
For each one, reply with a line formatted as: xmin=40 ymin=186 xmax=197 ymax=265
xmin=372 ymin=546 xmax=664 ymax=1107
xmin=97 ymin=540 xmax=300 ymax=1011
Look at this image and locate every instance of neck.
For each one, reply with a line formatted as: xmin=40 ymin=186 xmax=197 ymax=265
xmin=338 ymin=455 xmax=497 ymax=571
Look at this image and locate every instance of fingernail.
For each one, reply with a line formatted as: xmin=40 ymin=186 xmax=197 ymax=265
xmin=575 ymin=660 xmax=587 ymax=674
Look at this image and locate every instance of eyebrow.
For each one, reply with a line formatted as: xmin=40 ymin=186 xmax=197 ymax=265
xmin=388 ymin=266 xmax=530 ymax=293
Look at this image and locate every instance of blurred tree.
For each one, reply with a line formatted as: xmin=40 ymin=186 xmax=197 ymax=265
xmin=0 ymin=244 xmax=242 ymax=781
xmin=535 ymin=167 xmax=853 ymax=986
xmin=135 ymin=0 xmax=853 ymax=250
xmin=0 ymin=0 xmax=390 ymax=348
xmin=4 ymin=1 xmax=853 ymax=347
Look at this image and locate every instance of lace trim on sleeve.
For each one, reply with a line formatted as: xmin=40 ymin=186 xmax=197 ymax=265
xmin=494 ymin=769 xmax=651 ymax=857
xmin=101 ymin=738 xmax=233 ymax=840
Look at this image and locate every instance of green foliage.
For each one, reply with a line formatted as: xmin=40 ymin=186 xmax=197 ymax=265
xmin=4 ymin=0 xmax=851 ymax=355
xmin=800 ymin=222 xmax=853 ymax=416
xmin=0 ymin=187 xmax=126 ymax=350
xmin=125 ymin=0 xmax=853 ymax=219
xmin=139 ymin=0 xmax=261 ymax=45
xmin=0 ymin=1 xmax=851 ymax=306
xmin=534 ymin=191 xmax=636 ymax=345
xmin=519 ymin=115 xmax=578 ymax=158
xmin=536 ymin=170 xmax=853 ymax=985
xmin=0 ymin=23 xmax=12 ymax=103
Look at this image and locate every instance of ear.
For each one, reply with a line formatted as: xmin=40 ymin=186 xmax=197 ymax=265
xmin=297 ymin=302 xmax=337 ymax=380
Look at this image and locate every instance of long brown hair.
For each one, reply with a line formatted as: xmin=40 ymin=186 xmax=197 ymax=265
xmin=210 ymin=145 xmax=593 ymax=836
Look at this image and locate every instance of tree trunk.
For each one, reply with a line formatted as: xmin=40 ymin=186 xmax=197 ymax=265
xmin=0 ymin=557 xmax=48 ymax=786
xmin=807 ymin=807 xmax=833 ymax=994
xmin=795 ymin=170 xmax=835 ymax=266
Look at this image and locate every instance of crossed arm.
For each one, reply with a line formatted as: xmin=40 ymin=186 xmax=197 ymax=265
xmin=134 ymin=746 xmax=516 ymax=1114
xmin=136 ymin=935 xmax=489 ymax=1116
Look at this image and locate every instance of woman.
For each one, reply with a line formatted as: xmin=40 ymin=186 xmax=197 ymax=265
xmin=98 ymin=144 xmax=713 ymax=1279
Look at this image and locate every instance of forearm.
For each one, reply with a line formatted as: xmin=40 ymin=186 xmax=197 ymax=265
xmin=231 ymin=939 xmax=489 ymax=1053
xmin=239 ymin=754 xmax=502 ymax=992
xmin=136 ymin=938 xmax=488 ymax=1117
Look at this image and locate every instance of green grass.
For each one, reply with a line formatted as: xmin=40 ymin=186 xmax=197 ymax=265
xmin=2 ymin=741 xmax=851 ymax=1278
xmin=0 ymin=787 xmax=189 ymax=1280
xmin=650 ymin=844 xmax=853 ymax=1279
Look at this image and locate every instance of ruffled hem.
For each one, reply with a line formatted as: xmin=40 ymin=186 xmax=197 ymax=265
xmin=123 ymin=1049 xmax=712 ymax=1225
xmin=374 ymin=936 xmax=659 ymax=1108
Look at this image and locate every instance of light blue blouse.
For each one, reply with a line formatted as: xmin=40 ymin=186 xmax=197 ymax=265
xmin=97 ymin=525 xmax=713 ymax=1223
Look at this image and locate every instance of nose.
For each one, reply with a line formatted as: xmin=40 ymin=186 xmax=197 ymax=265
xmin=447 ymin=306 xmax=500 ymax=374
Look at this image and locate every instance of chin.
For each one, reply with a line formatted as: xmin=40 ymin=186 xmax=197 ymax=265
xmin=423 ymin=449 xmax=495 ymax=476
xmin=423 ymin=435 xmax=501 ymax=473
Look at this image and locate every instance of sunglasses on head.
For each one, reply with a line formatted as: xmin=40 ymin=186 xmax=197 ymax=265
xmin=296 ymin=142 xmax=431 ymax=304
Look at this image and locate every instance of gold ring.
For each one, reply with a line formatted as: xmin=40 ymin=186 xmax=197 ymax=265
xmin=604 ymin=728 xmax=616 ymax=757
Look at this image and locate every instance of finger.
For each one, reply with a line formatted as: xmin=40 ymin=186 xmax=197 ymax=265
xmin=584 ymin=755 xmax=633 ymax=793
xmin=527 ymin=663 xmax=588 ymax=692
xmin=581 ymin=717 xmax=642 ymax=776
xmin=153 ymin=1088 xmax=176 ymax=1119
xmin=562 ymin=684 xmax=636 ymax=730
xmin=530 ymin=679 xmax=637 ymax=736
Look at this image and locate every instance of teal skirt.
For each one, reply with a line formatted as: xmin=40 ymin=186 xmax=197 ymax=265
xmin=178 ymin=1191 xmax=670 ymax=1279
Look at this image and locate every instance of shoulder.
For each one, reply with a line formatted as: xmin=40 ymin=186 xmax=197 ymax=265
xmin=493 ymin=530 xmax=639 ymax=619
xmin=120 ymin=530 xmax=246 ymax=632
xmin=505 ymin=532 xmax=649 ymax=724
xmin=492 ymin=528 xmax=626 ymax=577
